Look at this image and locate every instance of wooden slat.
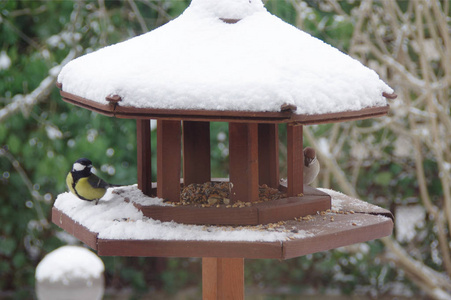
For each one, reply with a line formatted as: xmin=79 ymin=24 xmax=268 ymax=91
xmin=97 ymin=239 xmax=282 ymax=259
xmin=137 ymin=119 xmax=153 ymax=196
xmin=60 ymin=90 xmax=389 ymax=125
xmin=296 ymin=105 xmax=390 ymax=125
xmin=51 ymin=207 xmax=98 ymax=250
xmin=286 ymin=124 xmax=303 ymax=197
xmin=282 ymin=214 xmax=394 ymax=259
xmin=157 ymin=120 xmax=181 ymax=202
xmin=258 ymin=123 xmax=279 ymax=188
xmin=183 ymin=121 xmax=211 ymax=186
xmin=229 ymin=123 xmax=259 ymax=203
xmin=202 ymin=258 xmax=244 ymax=300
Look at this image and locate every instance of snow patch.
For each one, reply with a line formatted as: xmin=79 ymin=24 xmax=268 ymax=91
xmin=35 ymin=246 xmax=104 ymax=283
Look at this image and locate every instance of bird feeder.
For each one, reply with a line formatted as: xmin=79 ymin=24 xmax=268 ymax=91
xmin=52 ymin=1 xmax=394 ymax=298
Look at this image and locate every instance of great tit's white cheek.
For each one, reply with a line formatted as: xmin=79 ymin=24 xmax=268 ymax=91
xmin=73 ymin=162 xmax=86 ymax=171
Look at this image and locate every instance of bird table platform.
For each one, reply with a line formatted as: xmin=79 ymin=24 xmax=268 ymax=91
xmin=52 ymin=186 xmax=393 ymax=299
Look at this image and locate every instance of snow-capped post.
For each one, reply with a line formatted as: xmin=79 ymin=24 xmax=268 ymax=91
xmin=53 ymin=0 xmax=396 ymax=299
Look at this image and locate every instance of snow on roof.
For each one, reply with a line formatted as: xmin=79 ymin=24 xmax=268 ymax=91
xmin=57 ymin=0 xmax=393 ymax=115
xmin=35 ymin=246 xmax=104 ymax=283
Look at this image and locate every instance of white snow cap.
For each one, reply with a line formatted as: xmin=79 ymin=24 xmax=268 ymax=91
xmin=189 ymin=0 xmax=265 ymax=20
xmin=58 ymin=0 xmax=393 ymax=115
xmin=35 ymin=246 xmax=104 ymax=283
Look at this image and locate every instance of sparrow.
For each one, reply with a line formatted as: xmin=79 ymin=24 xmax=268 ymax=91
xmin=303 ymin=147 xmax=320 ymax=185
xmin=66 ymin=158 xmax=118 ymax=204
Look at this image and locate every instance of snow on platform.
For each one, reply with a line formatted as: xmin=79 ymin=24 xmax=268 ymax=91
xmin=54 ymin=185 xmax=312 ymax=242
xmin=52 ymin=186 xmax=393 ymax=259
xmin=57 ymin=0 xmax=393 ymax=116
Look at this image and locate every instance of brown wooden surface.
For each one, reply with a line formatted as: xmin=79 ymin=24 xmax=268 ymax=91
xmin=97 ymin=239 xmax=282 ymax=259
xmin=60 ymin=90 xmax=389 ymax=125
xmin=282 ymin=214 xmax=394 ymax=259
xmin=157 ymin=120 xmax=181 ymax=202
xmin=52 ymin=207 xmax=98 ymax=250
xmin=133 ymin=185 xmax=331 ymax=225
xmin=202 ymin=258 xmax=244 ymax=300
xmin=258 ymin=123 xmax=279 ymax=188
xmin=137 ymin=119 xmax=153 ymax=196
xmin=286 ymin=124 xmax=303 ymax=197
xmin=52 ymin=198 xmax=393 ymax=259
xmin=183 ymin=121 xmax=211 ymax=186
xmin=229 ymin=123 xmax=259 ymax=203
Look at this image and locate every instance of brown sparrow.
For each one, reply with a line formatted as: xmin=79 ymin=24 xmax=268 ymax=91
xmin=303 ymin=147 xmax=320 ymax=185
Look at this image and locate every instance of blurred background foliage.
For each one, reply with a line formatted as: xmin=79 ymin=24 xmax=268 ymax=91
xmin=1 ymin=0 xmax=450 ymax=299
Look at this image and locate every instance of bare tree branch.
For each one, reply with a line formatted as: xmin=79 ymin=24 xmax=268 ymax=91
xmin=0 ymin=50 xmax=77 ymax=123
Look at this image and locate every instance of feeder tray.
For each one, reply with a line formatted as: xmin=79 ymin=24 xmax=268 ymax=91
xmin=51 ymin=188 xmax=393 ymax=259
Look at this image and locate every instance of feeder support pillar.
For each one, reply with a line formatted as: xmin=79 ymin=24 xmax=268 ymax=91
xmin=137 ymin=119 xmax=152 ymax=196
xmin=202 ymin=257 xmax=244 ymax=300
xmin=157 ymin=120 xmax=181 ymax=202
xmin=258 ymin=123 xmax=279 ymax=189
xmin=183 ymin=121 xmax=211 ymax=186
xmin=229 ymin=123 xmax=259 ymax=203
xmin=287 ymin=124 xmax=303 ymax=196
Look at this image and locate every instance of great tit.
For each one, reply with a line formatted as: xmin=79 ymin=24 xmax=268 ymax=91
xmin=303 ymin=147 xmax=320 ymax=185
xmin=66 ymin=158 xmax=118 ymax=204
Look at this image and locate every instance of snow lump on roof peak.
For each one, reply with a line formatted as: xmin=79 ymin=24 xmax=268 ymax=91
xmin=189 ymin=0 xmax=266 ymax=20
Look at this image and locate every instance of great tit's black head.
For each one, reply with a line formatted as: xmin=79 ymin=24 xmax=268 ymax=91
xmin=71 ymin=158 xmax=93 ymax=178
xmin=303 ymin=147 xmax=316 ymax=167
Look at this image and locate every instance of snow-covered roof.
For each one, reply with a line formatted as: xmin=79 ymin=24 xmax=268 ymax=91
xmin=57 ymin=0 xmax=393 ymax=115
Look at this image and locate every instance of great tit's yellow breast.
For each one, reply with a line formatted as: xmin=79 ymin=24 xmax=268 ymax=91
xmin=75 ymin=177 xmax=107 ymax=200
xmin=66 ymin=172 xmax=77 ymax=195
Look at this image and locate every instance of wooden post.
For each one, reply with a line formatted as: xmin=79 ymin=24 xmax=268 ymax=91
xmin=258 ymin=123 xmax=279 ymax=189
xmin=157 ymin=120 xmax=181 ymax=202
xmin=286 ymin=124 xmax=303 ymax=197
xmin=229 ymin=123 xmax=259 ymax=203
xmin=202 ymin=257 xmax=244 ymax=300
xmin=183 ymin=121 xmax=211 ymax=186
xmin=136 ymin=119 xmax=152 ymax=196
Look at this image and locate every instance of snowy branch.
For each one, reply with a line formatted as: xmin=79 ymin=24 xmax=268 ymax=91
xmin=0 ymin=49 xmax=77 ymax=123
